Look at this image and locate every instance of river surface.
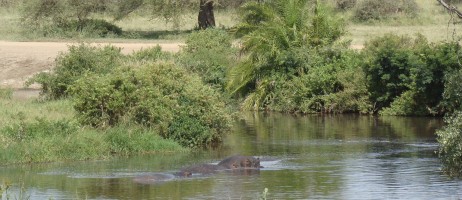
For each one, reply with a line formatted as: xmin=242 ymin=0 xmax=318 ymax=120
xmin=1 ymin=113 xmax=461 ymax=200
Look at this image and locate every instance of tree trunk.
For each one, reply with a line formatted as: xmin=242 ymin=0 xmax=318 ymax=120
xmin=198 ymin=0 xmax=215 ymax=29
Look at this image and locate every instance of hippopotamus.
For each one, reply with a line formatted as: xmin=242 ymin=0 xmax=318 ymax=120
xmin=218 ymin=155 xmax=262 ymax=169
xmin=174 ymin=164 xmax=226 ymax=177
xmin=133 ymin=173 xmax=175 ymax=184
xmin=133 ymin=155 xmax=262 ymax=184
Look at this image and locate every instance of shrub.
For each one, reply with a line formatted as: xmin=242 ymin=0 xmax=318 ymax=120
xmin=178 ymin=28 xmax=237 ymax=90
xmin=335 ymin=0 xmax=357 ymax=11
xmin=229 ymin=1 xmax=346 ymax=111
xmin=354 ymin=0 xmax=418 ymax=22
xmin=364 ymin=35 xmax=460 ymax=116
xmin=70 ymin=62 xmax=232 ymax=148
xmin=20 ymin=0 xmax=118 ymax=38
xmin=362 ymin=34 xmax=421 ymax=112
xmin=27 ymin=44 xmax=123 ymax=99
xmin=437 ymin=111 xmax=462 ymax=177
xmin=68 ymin=19 xmax=122 ymax=37
xmin=268 ymin=50 xmax=370 ymax=114
xmin=130 ymin=45 xmax=173 ymax=62
xmin=443 ymin=69 xmax=462 ymax=113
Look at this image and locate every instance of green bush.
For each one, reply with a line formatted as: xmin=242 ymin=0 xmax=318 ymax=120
xmin=335 ymin=0 xmax=357 ymax=11
xmin=443 ymin=69 xmax=462 ymax=113
xmin=354 ymin=0 xmax=418 ymax=22
xmin=130 ymin=45 xmax=173 ymax=62
xmin=106 ymin=125 xmax=184 ymax=155
xmin=268 ymin=49 xmax=370 ymax=114
xmin=27 ymin=44 xmax=123 ymax=99
xmin=362 ymin=34 xmax=420 ymax=112
xmin=229 ymin=1 xmax=346 ymax=112
xmin=70 ymin=62 xmax=232 ymax=148
xmin=437 ymin=111 xmax=462 ymax=177
xmin=364 ymin=35 xmax=460 ymax=116
xmin=178 ymin=28 xmax=237 ymax=90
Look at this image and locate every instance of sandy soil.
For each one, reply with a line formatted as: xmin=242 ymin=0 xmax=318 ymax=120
xmin=0 ymin=40 xmax=183 ymax=89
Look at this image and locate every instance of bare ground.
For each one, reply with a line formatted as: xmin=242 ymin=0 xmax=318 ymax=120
xmin=0 ymin=41 xmax=182 ymax=90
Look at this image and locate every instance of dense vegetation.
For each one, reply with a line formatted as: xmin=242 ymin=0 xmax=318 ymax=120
xmin=2 ymin=0 xmax=462 ymax=176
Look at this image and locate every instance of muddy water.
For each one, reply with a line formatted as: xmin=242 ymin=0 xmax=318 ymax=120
xmin=1 ymin=113 xmax=462 ymax=199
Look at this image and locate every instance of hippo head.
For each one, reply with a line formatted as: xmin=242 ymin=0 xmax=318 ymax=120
xmin=218 ymin=155 xmax=262 ymax=169
xmin=240 ymin=157 xmax=260 ymax=168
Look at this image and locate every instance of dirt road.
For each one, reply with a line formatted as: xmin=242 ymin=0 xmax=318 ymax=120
xmin=0 ymin=41 xmax=182 ymax=89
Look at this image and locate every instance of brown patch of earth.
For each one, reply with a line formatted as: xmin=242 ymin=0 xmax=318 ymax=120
xmin=0 ymin=41 xmax=183 ymax=99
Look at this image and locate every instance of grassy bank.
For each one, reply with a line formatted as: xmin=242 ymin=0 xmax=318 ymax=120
xmin=0 ymin=88 xmax=187 ymax=165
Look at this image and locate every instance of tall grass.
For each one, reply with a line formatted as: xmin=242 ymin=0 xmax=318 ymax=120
xmin=345 ymin=0 xmax=462 ymax=47
xmin=0 ymin=96 xmax=186 ymax=165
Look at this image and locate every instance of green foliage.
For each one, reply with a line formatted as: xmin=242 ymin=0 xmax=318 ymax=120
xmin=27 ymin=44 xmax=123 ymax=99
xmin=0 ymin=118 xmax=104 ymax=163
xmin=178 ymin=28 xmax=237 ymax=90
xmin=3 ymin=118 xmax=78 ymax=143
xmin=437 ymin=111 xmax=462 ymax=177
xmin=268 ymin=50 xmax=370 ymax=113
xmin=0 ymin=88 xmax=13 ymax=99
xmin=229 ymin=0 xmax=347 ymax=112
xmin=106 ymin=125 xmax=184 ymax=155
xmin=70 ymin=62 xmax=232 ymax=148
xmin=130 ymin=45 xmax=173 ymax=62
xmin=353 ymin=0 xmax=419 ymax=22
xmin=0 ymin=118 xmax=185 ymax=164
xmin=443 ymin=69 xmax=462 ymax=113
xmin=364 ymin=34 xmax=461 ymax=116
xmin=167 ymin=115 xmax=213 ymax=148
xmin=362 ymin=34 xmax=420 ymax=112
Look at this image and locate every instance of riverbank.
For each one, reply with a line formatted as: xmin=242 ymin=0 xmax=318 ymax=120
xmin=0 ymin=87 xmax=187 ymax=166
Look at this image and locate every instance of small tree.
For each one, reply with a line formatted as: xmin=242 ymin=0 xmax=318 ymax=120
xmin=21 ymin=0 xmax=121 ymax=36
xmin=227 ymin=0 xmax=347 ymax=111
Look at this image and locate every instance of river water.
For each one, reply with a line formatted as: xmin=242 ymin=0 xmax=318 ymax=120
xmin=1 ymin=113 xmax=461 ymax=199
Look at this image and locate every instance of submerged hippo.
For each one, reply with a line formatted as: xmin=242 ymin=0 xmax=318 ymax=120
xmin=133 ymin=173 xmax=175 ymax=184
xmin=133 ymin=155 xmax=262 ymax=184
xmin=174 ymin=164 xmax=226 ymax=177
xmin=218 ymin=155 xmax=262 ymax=169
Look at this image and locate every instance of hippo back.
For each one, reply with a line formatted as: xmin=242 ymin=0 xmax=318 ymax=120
xmin=218 ymin=155 xmax=261 ymax=169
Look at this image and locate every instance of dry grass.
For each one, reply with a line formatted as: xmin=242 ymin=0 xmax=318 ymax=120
xmin=0 ymin=1 xmax=462 ymax=46
xmin=344 ymin=0 xmax=462 ymax=47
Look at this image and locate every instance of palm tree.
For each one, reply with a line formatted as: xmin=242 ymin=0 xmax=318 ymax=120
xmin=227 ymin=0 xmax=345 ymax=110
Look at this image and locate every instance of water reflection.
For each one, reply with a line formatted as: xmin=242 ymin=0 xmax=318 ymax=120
xmin=2 ymin=113 xmax=462 ymax=200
